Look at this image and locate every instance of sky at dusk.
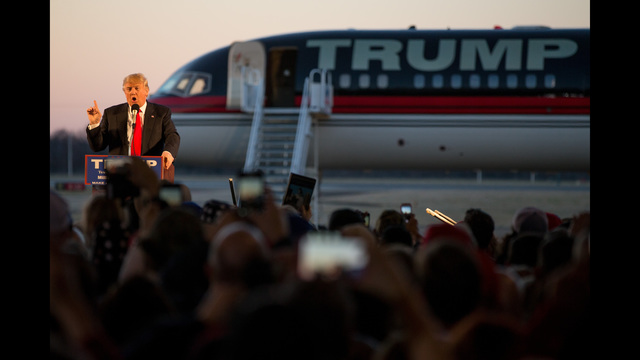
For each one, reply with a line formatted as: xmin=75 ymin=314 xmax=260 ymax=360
xmin=50 ymin=0 xmax=590 ymax=134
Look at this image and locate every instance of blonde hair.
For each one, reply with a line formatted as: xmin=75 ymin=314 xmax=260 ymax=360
xmin=122 ymin=73 xmax=149 ymax=90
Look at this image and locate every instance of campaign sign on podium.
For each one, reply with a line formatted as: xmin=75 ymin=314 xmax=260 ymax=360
xmin=84 ymin=155 xmax=168 ymax=185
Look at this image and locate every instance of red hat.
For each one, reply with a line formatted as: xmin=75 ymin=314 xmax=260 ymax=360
xmin=546 ymin=212 xmax=562 ymax=231
xmin=422 ymin=223 xmax=474 ymax=247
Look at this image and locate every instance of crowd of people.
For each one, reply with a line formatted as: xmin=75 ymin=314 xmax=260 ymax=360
xmin=51 ymin=157 xmax=589 ymax=360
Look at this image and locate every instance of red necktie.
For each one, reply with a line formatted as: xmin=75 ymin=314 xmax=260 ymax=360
xmin=131 ymin=110 xmax=142 ymax=156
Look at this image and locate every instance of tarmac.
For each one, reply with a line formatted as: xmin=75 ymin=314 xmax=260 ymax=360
xmin=51 ymin=172 xmax=590 ymax=239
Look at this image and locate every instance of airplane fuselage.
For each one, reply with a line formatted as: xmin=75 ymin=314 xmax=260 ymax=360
xmin=149 ymin=28 xmax=589 ymax=172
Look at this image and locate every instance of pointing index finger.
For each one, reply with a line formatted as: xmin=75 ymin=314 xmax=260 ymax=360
xmin=93 ymin=100 xmax=99 ymax=109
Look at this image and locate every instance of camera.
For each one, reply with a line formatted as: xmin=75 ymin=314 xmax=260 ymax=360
xmin=105 ymin=157 xmax=139 ymax=200
xmin=237 ymin=170 xmax=265 ymax=212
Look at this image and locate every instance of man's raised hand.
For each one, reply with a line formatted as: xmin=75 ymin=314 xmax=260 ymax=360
xmin=87 ymin=100 xmax=101 ymax=125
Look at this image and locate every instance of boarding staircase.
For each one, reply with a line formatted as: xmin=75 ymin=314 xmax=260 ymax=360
xmin=241 ymin=68 xmax=333 ymax=203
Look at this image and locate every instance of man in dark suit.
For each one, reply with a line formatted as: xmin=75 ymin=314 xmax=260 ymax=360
xmin=86 ymin=73 xmax=180 ymax=169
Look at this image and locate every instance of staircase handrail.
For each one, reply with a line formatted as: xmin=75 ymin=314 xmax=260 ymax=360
xmin=290 ymin=76 xmax=310 ymax=175
xmin=243 ymin=67 xmax=264 ymax=172
xmin=308 ymin=69 xmax=333 ymax=114
xmin=241 ymin=67 xmax=262 ymax=112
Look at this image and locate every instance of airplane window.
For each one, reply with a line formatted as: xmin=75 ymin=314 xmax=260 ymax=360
xmin=339 ymin=74 xmax=351 ymax=88
xmin=156 ymin=71 xmax=213 ymax=97
xmin=157 ymin=74 xmax=180 ymax=94
xmin=451 ymin=74 xmax=462 ymax=89
xmin=413 ymin=74 xmax=425 ymax=89
xmin=526 ymin=74 xmax=537 ymax=88
xmin=377 ymin=74 xmax=389 ymax=89
xmin=189 ymin=79 xmax=205 ymax=95
xmin=432 ymin=74 xmax=443 ymax=88
xmin=188 ymin=74 xmax=211 ymax=95
xmin=488 ymin=74 xmax=499 ymax=89
xmin=359 ymin=74 xmax=370 ymax=88
xmin=507 ymin=74 xmax=518 ymax=88
xmin=176 ymin=77 xmax=191 ymax=91
xmin=469 ymin=74 xmax=480 ymax=89
xmin=544 ymin=74 xmax=556 ymax=88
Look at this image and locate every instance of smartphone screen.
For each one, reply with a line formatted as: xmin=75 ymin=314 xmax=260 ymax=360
xmin=297 ymin=231 xmax=368 ymax=280
xmin=159 ymin=185 xmax=183 ymax=206
xmin=238 ymin=173 xmax=264 ymax=210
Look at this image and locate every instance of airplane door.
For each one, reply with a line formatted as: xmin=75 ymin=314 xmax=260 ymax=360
xmin=266 ymin=47 xmax=297 ymax=107
xmin=227 ymin=41 xmax=266 ymax=109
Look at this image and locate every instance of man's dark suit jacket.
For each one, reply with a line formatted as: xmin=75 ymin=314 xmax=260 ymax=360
xmin=86 ymin=102 xmax=180 ymax=159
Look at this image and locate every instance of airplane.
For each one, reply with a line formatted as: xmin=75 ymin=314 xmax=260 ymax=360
xmin=148 ymin=26 xmax=589 ymax=179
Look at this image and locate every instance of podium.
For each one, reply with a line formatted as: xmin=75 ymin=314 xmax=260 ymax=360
xmin=85 ymin=155 xmax=174 ymax=186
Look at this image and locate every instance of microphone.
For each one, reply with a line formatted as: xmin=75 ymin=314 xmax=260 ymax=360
xmin=131 ymin=103 xmax=140 ymax=120
xmin=130 ymin=104 xmax=140 ymax=152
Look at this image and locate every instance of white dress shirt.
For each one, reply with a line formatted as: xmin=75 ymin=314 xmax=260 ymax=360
xmin=126 ymin=102 xmax=147 ymax=155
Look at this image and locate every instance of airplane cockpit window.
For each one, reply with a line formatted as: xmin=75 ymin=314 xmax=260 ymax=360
xmin=157 ymin=73 xmax=185 ymax=95
xmin=156 ymin=71 xmax=212 ymax=97
xmin=189 ymin=77 xmax=208 ymax=95
xmin=176 ymin=76 xmax=191 ymax=92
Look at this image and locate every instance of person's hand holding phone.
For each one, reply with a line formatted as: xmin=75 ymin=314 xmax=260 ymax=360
xmin=246 ymin=186 xmax=290 ymax=247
